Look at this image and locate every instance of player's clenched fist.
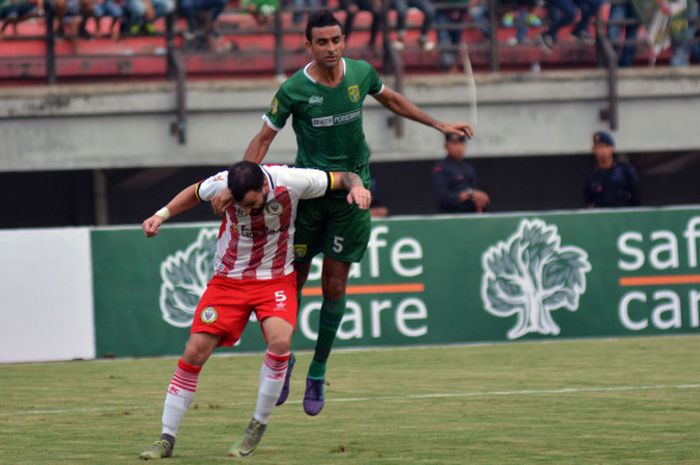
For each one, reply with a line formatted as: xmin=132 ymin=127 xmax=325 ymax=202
xmin=142 ymin=215 xmax=164 ymax=237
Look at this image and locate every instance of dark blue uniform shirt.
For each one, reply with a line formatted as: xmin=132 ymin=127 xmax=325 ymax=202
xmin=432 ymin=157 xmax=479 ymax=213
xmin=584 ymin=162 xmax=640 ymax=207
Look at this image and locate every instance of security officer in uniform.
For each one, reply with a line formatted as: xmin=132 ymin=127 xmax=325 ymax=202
xmin=584 ymin=131 xmax=641 ymax=208
xmin=432 ymin=133 xmax=490 ymax=213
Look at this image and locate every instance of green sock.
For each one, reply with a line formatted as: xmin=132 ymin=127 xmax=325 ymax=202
xmin=307 ymin=296 xmax=346 ymax=380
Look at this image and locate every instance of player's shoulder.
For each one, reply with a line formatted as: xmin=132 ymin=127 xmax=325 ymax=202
xmin=263 ymin=164 xmax=304 ymax=182
xmin=345 ymin=58 xmax=375 ymax=74
xmin=264 ymin=164 xmax=325 ymax=189
xmin=279 ymin=67 xmax=310 ymax=90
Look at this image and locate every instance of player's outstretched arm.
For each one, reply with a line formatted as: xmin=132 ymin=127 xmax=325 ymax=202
xmin=243 ymin=123 xmax=278 ymax=164
xmin=329 ymin=171 xmax=372 ymax=210
xmin=142 ymin=184 xmax=199 ymax=238
xmin=373 ymin=86 xmax=474 ymax=140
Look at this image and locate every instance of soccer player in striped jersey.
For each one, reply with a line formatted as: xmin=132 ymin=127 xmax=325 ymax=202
xmin=213 ymin=10 xmax=474 ymax=417
xmin=138 ymin=161 xmax=370 ymax=460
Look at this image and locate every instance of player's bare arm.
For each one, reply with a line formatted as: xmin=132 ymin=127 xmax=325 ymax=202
xmin=330 ymin=171 xmax=372 ymax=210
xmin=243 ymin=123 xmax=278 ymax=164
xmin=373 ymin=86 xmax=474 ymax=139
xmin=142 ymin=184 xmax=200 ymax=237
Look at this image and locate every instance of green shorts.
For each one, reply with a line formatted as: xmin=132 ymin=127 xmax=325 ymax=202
xmin=293 ymin=194 xmax=371 ymax=263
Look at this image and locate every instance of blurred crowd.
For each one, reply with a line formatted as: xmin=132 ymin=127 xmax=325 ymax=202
xmin=1 ymin=0 xmax=698 ymax=65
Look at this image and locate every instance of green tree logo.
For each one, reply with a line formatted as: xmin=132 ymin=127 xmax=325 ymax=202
xmin=480 ymin=219 xmax=591 ymax=340
xmin=159 ymin=229 xmax=217 ymax=327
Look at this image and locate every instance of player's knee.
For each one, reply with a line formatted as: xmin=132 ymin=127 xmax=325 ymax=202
xmin=267 ymin=335 xmax=292 ymax=355
xmin=181 ymin=348 xmax=208 ymax=367
xmin=322 ymin=277 xmax=347 ymax=301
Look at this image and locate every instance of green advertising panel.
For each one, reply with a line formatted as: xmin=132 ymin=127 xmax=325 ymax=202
xmin=92 ymin=207 xmax=700 ymax=358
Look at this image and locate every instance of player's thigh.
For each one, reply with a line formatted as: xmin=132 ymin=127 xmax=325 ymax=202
xmin=294 ymin=197 xmax=327 ymax=262
xmin=253 ymin=273 xmax=299 ymax=349
xmin=191 ymin=276 xmax=253 ymax=347
xmin=321 ymin=198 xmax=371 ymax=263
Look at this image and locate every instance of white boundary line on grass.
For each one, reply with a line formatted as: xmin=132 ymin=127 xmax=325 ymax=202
xmin=5 ymin=383 xmax=699 ymax=417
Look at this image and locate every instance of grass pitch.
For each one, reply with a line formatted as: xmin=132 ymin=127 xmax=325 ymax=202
xmin=1 ymin=335 xmax=699 ymax=465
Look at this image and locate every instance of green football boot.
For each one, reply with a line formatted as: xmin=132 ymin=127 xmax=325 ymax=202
xmin=228 ymin=418 xmax=267 ymax=458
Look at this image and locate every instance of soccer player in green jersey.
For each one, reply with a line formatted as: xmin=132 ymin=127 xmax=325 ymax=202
xmin=216 ymin=9 xmax=474 ymax=416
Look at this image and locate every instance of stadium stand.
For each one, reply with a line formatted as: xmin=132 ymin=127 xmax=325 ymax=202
xmin=1 ymin=0 xmax=697 ymax=85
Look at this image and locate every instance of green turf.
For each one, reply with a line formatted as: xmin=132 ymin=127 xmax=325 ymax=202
xmin=1 ymin=335 xmax=699 ymax=464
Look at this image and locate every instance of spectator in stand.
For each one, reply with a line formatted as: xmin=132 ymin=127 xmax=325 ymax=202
xmin=539 ymin=0 xmax=602 ymax=51
xmin=91 ymin=0 xmax=123 ymax=39
xmin=670 ymin=0 xmax=699 ymax=66
xmin=0 ymin=0 xmax=42 ymax=37
xmin=242 ymin=0 xmax=278 ymax=25
xmin=289 ymin=0 xmax=320 ymax=24
xmin=501 ymin=0 xmax=542 ymax=45
xmin=607 ymin=0 xmax=639 ymax=66
xmin=52 ymin=0 xmax=94 ymax=40
xmin=124 ymin=0 xmax=174 ymax=35
xmin=0 ymin=0 xmax=43 ymax=38
xmin=432 ymin=133 xmax=490 ymax=213
xmin=584 ymin=131 xmax=640 ymax=208
xmin=435 ymin=0 xmax=488 ymax=71
xmin=435 ymin=0 xmax=465 ymax=71
xmin=340 ymin=0 xmax=382 ymax=51
xmin=391 ymin=0 xmax=435 ymax=51
xmin=179 ymin=0 xmax=228 ymax=42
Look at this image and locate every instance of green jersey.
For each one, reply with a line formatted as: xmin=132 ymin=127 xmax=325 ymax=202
xmin=264 ymin=58 xmax=384 ymax=188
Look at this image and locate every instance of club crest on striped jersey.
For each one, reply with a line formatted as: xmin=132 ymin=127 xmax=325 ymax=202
xmin=200 ymin=306 xmax=218 ymax=324
xmin=348 ymin=85 xmax=360 ymax=103
xmin=265 ymin=200 xmax=283 ymax=216
xmin=159 ymin=228 xmax=218 ymax=328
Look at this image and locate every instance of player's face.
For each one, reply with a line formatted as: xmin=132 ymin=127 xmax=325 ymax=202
xmin=306 ymin=25 xmax=345 ymax=70
xmin=238 ymin=187 xmax=269 ymax=215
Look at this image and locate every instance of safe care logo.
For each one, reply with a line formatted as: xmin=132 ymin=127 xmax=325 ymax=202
xmin=159 ymin=229 xmax=217 ymax=327
xmin=480 ymin=219 xmax=591 ymax=340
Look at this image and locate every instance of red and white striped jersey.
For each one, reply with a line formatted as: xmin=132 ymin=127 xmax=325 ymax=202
xmin=196 ymin=165 xmax=329 ymax=280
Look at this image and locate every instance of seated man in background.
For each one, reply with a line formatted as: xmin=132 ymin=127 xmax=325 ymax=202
xmin=0 ymin=0 xmax=43 ymax=38
xmin=138 ymin=161 xmax=370 ymax=460
xmin=124 ymin=0 xmax=174 ymax=35
xmin=432 ymin=132 xmax=490 ymax=213
xmin=179 ymin=0 xmax=228 ymax=47
xmin=391 ymin=0 xmax=435 ymax=51
xmin=340 ymin=0 xmax=382 ymax=51
xmin=91 ymin=0 xmax=122 ymax=39
xmin=584 ymin=131 xmax=640 ymax=208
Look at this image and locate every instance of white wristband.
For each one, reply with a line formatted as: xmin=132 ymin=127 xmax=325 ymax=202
xmin=155 ymin=207 xmax=171 ymax=221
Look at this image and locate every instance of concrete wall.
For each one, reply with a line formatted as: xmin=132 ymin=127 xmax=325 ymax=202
xmin=1 ymin=67 xmax=699 ymax=172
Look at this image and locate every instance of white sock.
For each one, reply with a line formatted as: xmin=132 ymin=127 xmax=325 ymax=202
xmin=161 ymin=359 xmax=201 ymax=437
xmin=253 ymin=350 xmax=290 ymax=425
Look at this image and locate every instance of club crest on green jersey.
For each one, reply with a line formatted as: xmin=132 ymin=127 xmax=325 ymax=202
xmin=270 ymin=97 xmax=279 ymax=115
xmin=348 ymin=85 xmax=360 ymax=103
xmin=294 ymin=244 xmax=308 ymax=258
